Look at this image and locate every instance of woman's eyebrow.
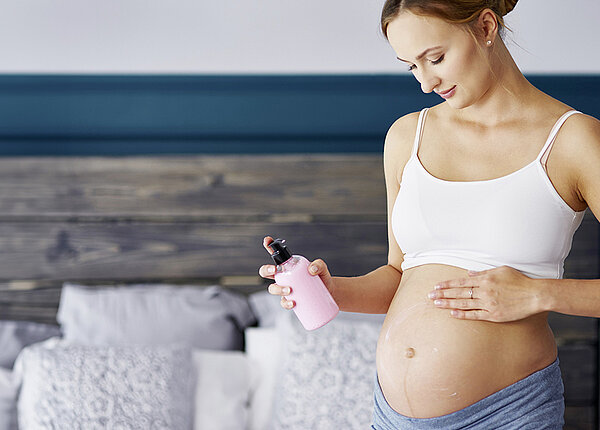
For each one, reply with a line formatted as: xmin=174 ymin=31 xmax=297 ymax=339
xmin=397 ymin=46 xmax=443 ymax=62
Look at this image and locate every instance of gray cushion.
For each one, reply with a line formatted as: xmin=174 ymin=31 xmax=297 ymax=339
xmin=57 ymin=283 xmax=256 ymax=350
xmin=0 ymin=320 xmax=61 ymax=369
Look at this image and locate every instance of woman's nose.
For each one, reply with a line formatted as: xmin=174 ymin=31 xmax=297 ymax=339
xmin=419 ymin=72 xmax=441 ymax=94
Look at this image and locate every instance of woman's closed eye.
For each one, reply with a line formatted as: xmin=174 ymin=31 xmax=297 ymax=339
xmin=407 ymin=55 xmax=445 ymax=72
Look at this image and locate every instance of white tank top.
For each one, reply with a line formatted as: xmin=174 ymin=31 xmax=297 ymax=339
xmin=392 ymin=108 xmax=586 ymax=279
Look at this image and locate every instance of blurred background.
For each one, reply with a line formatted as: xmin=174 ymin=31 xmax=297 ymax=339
xmin=0 ymin=0 xmax=598 ymax=74
xmin=0 ymin=1 xmax=597 ymax=429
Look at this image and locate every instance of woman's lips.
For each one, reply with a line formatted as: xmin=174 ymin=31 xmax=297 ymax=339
xmin=436 ymin=86 xmax=456 ymax=99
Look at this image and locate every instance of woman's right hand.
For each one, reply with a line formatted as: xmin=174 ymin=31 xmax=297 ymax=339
xmin=258 ymin=236 xmax=336 ymax=310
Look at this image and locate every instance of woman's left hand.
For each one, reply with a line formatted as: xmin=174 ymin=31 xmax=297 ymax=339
xmin=427 ymin=265 xmax=545 ymax=322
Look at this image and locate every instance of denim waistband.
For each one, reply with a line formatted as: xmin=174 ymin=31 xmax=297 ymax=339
xmin=372 ymin=358 xmax=564 ymax=430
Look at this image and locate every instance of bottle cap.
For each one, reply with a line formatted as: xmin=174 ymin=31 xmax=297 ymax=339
xmin=267 ymin=238 xmax=293 ymax=265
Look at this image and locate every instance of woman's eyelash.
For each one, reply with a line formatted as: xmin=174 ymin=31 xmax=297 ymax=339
xmin=407 ymin=55 xmax=445 ymax=72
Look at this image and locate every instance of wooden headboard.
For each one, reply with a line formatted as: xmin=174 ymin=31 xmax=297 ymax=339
xmin=0 ymin=154 xmax=388 ymax=322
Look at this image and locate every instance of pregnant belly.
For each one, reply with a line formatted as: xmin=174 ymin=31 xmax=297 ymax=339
xmin=375 ymin=264 xmax=557 ymax=419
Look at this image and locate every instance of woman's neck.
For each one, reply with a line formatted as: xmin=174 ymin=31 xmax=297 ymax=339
xmin=457 ymin=41 xmax=539 ymax=127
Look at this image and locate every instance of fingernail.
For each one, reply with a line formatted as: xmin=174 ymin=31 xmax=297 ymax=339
xmin=434 ymin=284 xmax=442 ymax=290
xmin=310 ymin=265 xmax=318 ymax=274
xmin=282 ymin=287 xmax=291 ymax=295
xmin=427 ymin=292 xmax=436 ymax=299
xmin=268 ymin=266 xmax=275 ymax=273
xmin=434 ymin=300 xmax=443 ymax=306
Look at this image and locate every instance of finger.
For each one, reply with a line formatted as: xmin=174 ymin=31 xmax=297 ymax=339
xmin=430 ymin=287 xmax=477 ymax=300
xmin=259 ymin=264 xmax=277 ymax=279
xmin=434 ymin=278 xmax=477 ymax=289
xmin=268 ymin=283 xmax=292 ymax=296
xmin=281 ymin=297 xmax=295 ymax=310
xmin=433 ymin=298 xmax=483 ymax=310
xmin=263 ymin=236 xmax=275 ymax=254
xmin=308 ymin=259 xmax=327 ymax=275
xmin=450 ymin=309 xmax=489 ymax=320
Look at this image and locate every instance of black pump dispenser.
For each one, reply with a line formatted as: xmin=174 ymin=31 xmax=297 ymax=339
xmin=268 ymin=238 xmax=293 ymax=265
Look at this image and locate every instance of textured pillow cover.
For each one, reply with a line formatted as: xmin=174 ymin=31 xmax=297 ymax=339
xmin=270 ymin=312 xmax=384 ymax=430
xmin=57 ymin=284 xmax=256 ymax=350
xmin=0 ymin=320 xmax=61 ymax=369
xmin=15 ymin=338 xmax=195 ymax=430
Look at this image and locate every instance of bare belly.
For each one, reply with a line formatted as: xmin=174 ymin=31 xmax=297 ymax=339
xmin=375 ymin=264 xmax=557 ymax=418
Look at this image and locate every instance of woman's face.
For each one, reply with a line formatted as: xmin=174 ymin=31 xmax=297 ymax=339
xmin=386 ymin=11 xmax=492 ymax=108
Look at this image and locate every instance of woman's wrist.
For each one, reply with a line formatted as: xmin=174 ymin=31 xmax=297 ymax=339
xmin=531 ymin=277 xmax=555 ymax=314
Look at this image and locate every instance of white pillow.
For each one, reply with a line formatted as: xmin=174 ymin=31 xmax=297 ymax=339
xmin=15 ymin=338 xmax=195 ymax=430
xmin=270 ymin=312 xmax=383 ymax=430
xmin=0 ymin=368 xmax=17 ymax=430
xmin=244 ymin=327 xmax=281 ymax=430
xmin=192 ymin=350 xmax=251 ymax=430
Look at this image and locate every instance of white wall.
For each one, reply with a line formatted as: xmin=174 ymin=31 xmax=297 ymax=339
xmin=0 ymin=0 xmax=597 ymax=74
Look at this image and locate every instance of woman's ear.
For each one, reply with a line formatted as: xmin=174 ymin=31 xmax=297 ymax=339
xmin=477 ymin=8 xmax=499 ymax=45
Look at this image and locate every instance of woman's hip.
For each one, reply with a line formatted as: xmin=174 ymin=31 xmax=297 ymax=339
xmin=372 ymin=357 xmax=564 ymax=430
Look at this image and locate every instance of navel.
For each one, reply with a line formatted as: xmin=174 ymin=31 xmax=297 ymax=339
xmin=405 ymin=347 xmax=415 ymax=358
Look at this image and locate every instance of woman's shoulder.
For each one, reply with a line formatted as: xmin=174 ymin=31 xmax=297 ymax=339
xmin=559 ymin=109 xmax=600 ymax=168
xmin=384 ymin=111 xmax=420 ymax=154
xmin=382 ymin=110 xmax=424 ymax=183
xmin=551 ymin=103 xmax=600 ymax=155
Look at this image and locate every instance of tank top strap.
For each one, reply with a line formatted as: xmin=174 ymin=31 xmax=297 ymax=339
xmin=411 ymin=108 xmax=430 ymax=157
xmin=537 ymin=109 xmax=582 ymax=166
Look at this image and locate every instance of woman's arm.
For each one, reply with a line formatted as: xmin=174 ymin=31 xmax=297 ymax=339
xmin=331 ymin=265 xmax=401 ymax=314
xmin=538 ymin=278 xmax=600 ymax=318
xmin=539 ymin=113 xmax=600 ymax=318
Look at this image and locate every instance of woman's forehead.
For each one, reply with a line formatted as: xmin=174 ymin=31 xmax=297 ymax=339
xmin=387 ymin=12 xmax=461 ymax=58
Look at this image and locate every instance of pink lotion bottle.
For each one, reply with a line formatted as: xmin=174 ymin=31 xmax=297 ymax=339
xmin=267 ymin=238 xmax=339 ymax=330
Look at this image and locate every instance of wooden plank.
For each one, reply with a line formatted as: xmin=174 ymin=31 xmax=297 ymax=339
xmin=549 ymin=313 xmax=598 ymax=346
xmin=559 ymin=344 xmax=597 ymax=405
xmin=565 ymin=406 xmax=595 ymax=430
xmin=564 ymin=211 xmax=600 ymax=279
xmin=0 ymin=155 xmax=385 ymax=217
xmin=0 ymin=221 xmax=387 ymax=281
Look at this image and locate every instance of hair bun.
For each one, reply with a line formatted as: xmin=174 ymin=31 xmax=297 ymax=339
xmin=498 ymin=0 xmax=518 ymax=16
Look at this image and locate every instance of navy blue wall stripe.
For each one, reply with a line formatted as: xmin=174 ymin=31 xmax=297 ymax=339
xmin=0 ymin=74 xmax=596 ymax=155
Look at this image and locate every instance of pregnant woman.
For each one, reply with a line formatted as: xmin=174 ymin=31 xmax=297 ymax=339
xmin=259 ymin=1 xmax=600 ymax=428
